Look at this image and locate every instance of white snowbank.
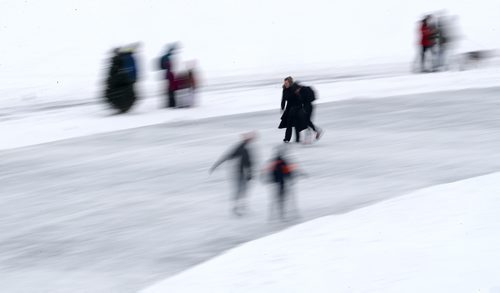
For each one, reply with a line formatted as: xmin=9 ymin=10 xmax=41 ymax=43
xmin=141 ymin=172 xmax=500 ymax=293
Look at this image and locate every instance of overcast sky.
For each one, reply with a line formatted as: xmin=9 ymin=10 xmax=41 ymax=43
xmin=1 ymin=0 xmax=498 ymax=79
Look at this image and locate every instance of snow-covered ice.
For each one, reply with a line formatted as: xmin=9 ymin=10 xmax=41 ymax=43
xmin=1 ymin=1 xmax=500 ymax=292
xmin=141 ymin=171 xmax=500 ymax=293
xmin=2 ymin=87 xmax=500 ymax=293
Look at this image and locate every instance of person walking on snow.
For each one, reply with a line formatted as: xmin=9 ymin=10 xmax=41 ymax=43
xmin=294 ymin=82 xmax=323 ymax=143
xmin=279 ymin=76 xmax=307 ymax=143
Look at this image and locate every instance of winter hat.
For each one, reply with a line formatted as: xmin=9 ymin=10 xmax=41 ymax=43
xmin=242 ymin=131 xmax=257 ymax=142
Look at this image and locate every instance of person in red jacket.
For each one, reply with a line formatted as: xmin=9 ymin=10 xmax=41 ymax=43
xmin=420 ymin=15 xmax=437 ymax=72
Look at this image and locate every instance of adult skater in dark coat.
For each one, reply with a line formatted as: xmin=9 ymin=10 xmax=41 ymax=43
xmin=210 ymin=132 xmax=256 ymax=216
xmin=279 ymin=76 xmax=307 ymax=143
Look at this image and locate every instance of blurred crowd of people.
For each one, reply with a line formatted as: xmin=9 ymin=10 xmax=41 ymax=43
xmin=101 ymin=11 xmax=483 ymax=221
xmin=104 ymin=42 xmax=197 ymax=114
xmin=418 ymin=13 xmax=457 ymax=73
xmin=210 ymin=76 xmax=322 ymax=221
xmin=103 ymin=40 xmax=323 ymax=220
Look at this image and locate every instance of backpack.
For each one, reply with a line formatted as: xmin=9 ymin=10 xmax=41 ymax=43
xmin=302 ymin=86 xmax=316 ymax=103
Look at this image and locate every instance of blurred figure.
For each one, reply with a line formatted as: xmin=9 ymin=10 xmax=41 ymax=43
xmin=159 ymin=44 xmax=198 ymax=108
xmin=174 ymin=63 xmax=198 ymax=108
xmin=263 ymin=145 xmax=302 ymax=220
xmin=104 ymin=44 xmax=140 ymax=114
xmin=435 ymin=16 xmax=449 ymax=70
xmin=419 ymin=15 xmax=437 ymax=72
xmin=435 ymin=13 xmax=458 ymax=71
xmin=210 ymin=132 xmax=256 ymax=216
xmin=279 ymin=76 xmax=307 ymax=143
xmin=459 ymin=50 xmax=495 ymax=71
xmin=160 ymin=43 xmax=178 ymax=108
xmin=294 ymin=82 xmax=323 ymax=143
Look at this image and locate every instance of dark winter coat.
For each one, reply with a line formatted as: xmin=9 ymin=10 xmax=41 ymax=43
xmin=160 ymin=53 xmax=173 ymax=72
xmin=436 ymin=21 xmax=450 ymax=46
xmin=160 ymin=52 xmax=177 ymax=92
xmin=296 ymin=85 xmax=316 ymax=114
xmin=105 ymin=52 xmax=137 ymax=113
xmin=107 ymin=52 xmax=137 ymax=86
xmin=278 ymin=83 xmax=307 ymax=131
xmin=212 ymin=140 xmax=253 ymax=181
xmin=120 ymin=52 xmax=137 ymax=83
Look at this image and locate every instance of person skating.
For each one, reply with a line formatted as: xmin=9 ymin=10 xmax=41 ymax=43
xmin=210 ymin=132 xmax=256 ymax=216
xmin=263 ymin=145 xmax=304 ymax=220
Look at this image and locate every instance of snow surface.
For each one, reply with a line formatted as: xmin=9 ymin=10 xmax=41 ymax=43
xmin=1 ymin=1 xmax=500 ymax=292
xmin=141 ymin=171 xmax=500 ymax=293
xmin=2 ymin=87 xmax=500 ymax=293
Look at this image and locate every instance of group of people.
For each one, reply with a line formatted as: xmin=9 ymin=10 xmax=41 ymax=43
xmin=419 ymin=13 xmax=455 ymax=73
xmin=104 ymin=50 xmax=321 ymax=218
xmin=210 ymin=76 xmax=323 ymax=220
xmin=104 ymin=43 xmax=197 ymax=114
xmin=279 ymin=76 xmax=322 ymax=143
xmin=210 ymin=132 xmax=303 ymax=220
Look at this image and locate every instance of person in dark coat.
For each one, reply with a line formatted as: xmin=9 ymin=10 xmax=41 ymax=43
xmin=295 ymin=84 xmax=323 ymax=141
xmin=160 ymin=44 xmax=178 ymax=108
xmin=210 ymin=132 xmax=256 ymax=216
xmin=435 ymin=14 xmax=456 ymax=71
xmin=104 ymin=46 xmax=138 ymax=114
xmin=279 ymin=76 xmax=307 ymax=143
